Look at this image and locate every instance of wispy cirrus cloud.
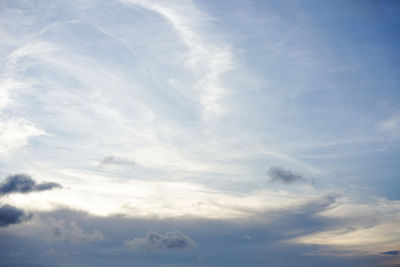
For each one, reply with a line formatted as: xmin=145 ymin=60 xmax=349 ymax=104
xmin=0 ymin=1 xmax=399 ymax=266
xmin=121 ymin=0 xmax=234 ymax=118
xmin=0 ymin=41 xmax=50 ymax=158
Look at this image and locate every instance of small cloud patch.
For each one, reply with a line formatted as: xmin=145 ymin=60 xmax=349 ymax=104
xmin=243 ymin=234 xmax=252 ymax=240
xmin=267 ymin=166 xmax=304 ymax=184
xmin=99 ymin=155 xmax=136 ymax=167
xmin=0 ymin=204 xmax=32 ymax=227
xmin=125 ymin=231 xmax=196 ymax=251
xmin=0 ymin=174 xmax=61 ymax=196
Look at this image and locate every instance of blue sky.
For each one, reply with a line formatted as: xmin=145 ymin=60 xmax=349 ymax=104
xmin=0 ymin=0 xmax=400 ymax=266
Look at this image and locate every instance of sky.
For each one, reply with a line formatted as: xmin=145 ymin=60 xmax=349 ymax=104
xmin=0 ymin=0 xmax=400 ymax=266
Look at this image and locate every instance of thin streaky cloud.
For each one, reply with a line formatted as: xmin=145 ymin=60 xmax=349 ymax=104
xmin=121 ymin=0 xmax=234 ymax=117
xmin=98 ymin=155 xmax=136 ymax=167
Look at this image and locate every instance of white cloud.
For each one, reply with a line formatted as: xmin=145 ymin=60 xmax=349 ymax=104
xmin=0 ymin=119 xmax=44 ymax=158
xmin=121 ymin=0 xmax=234 ymax=118
xmin=0 ymin=41 xmax=53 ymax=158
xmin=6 ymin=41 xmax=57 ymax=73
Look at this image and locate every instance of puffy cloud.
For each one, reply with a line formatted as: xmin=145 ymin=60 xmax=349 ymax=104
xmin=0 ymin=174 xmax=61 ymax=196
xmin=0 ymin=119 xmax=44 ymax=158
xmin=267 ymin=166 xmax=305 ymax=184
xmin=125 ymin=231 xmax=196 ymax=251
xmin=0 ymin=204 xmax=32 ymax=227
xmin=47 ymin=219 xmax=105 ymax=244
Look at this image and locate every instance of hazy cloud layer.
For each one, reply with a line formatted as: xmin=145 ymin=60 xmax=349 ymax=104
xmin=0 ymin=174 xmax=61 ymax=196
xmin=125 ymin=231 xmax=196 ymax=251
xmin=0 ymin=204 xmax=32 ymax=227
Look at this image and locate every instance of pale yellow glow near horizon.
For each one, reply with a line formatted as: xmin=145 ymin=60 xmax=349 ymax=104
xmin=2 ymin=168 xmax=316 ymax=219
xmin=289 ymin=216 xmax=400 ymax=255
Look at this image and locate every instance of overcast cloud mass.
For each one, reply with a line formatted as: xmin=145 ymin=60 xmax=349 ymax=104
xmin=0 ymin=0 xmax=400 ymax=266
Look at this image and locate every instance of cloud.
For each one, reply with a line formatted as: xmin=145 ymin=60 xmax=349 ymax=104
xmin=47 ymin=219 xmax=105 ymax=244
xmin=0 ymin=119 xmax=44 ymax=158
xmin=381 ymin=115 xmax=400 ymax=132
xmin=125 ymin=231 xmax=196 ymax=251
xmin=267 ymin=166 xmax=305 ymax=184
xmin=381 ymin=251 xmax=400 ymax=256
xmin=243 ymin=234 xmax=252 ymax=240
xmin=1 ymin=204 xmax=398 ymax=266
xmin=122 ymin=0 xmax=234 ymax=117
xmin=0 ymin=174 xmax=61 ymax=196
xmin=380 ymin=115 xmax=400 ymax=140
xmin=99 ymin=155 xmax=136 ymax=167
xmin=0 ymin=204 xmax=32 ymax=227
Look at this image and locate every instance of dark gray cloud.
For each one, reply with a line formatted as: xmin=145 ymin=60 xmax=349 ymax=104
xmin=381 ymin=251 xmax=400 ymax=256
xmin=0 ymin=174 xmax=61 ymax=196
xmin=99 ymin=155 xmax=136 ymax=167
xmin=267 ymin=166 xmax=305 ymax=184
xmin=125 ymin=231 xmax=196 ymax=251
xmin=0 ymin=204 xmax=32 ymax=227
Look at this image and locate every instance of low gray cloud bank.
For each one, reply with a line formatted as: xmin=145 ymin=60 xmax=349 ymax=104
xmin=0 ymin=174 xmax=61 ymax=196
xmin=0 ymin=203 xmax=394 ymax=266
xmin=125 ymin=231 xmax=196 ymax=251
xmin=267 ymin=166 xmax=305 ymax=184
xmin=0 ymin=204 xmax=32 ymax=227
